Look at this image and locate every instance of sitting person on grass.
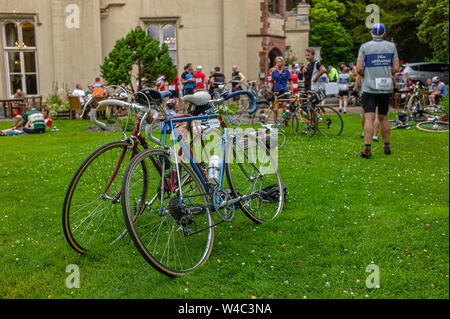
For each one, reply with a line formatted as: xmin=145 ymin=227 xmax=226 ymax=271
xmin=15 ymin=104 xmax=46 ymax=134
xmin=42 ymin=109 xmax=53 ymax=128
xmin=0 ymin=110 xmax=25 ymax=136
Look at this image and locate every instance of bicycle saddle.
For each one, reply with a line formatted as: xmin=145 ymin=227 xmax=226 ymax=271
xmin=135 ymin=89 xmax=172 ymax=104
xmin=182 ymin=91 xmax=211 ymax=106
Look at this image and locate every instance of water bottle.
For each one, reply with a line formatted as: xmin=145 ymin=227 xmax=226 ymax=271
xmin=207 ymin=155 xmax=221 ymax=184
xmin=281 ymin=110 xmax=290 ymax=119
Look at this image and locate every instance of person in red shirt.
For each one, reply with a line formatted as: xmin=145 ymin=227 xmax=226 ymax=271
xmin=193 ymin=66 xmax=206 ymax=91
xmin=42 ymin=109 xmax=53 ymax=127
xmin=156 ymin=75 xmax=166 ymax=91
xmin=290 ymin=68 xmax=299 ymax=94
xmin=168 ymin=74 xmax=180 ymax=111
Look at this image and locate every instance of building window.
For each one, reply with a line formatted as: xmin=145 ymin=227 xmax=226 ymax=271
xmin=268 ymin=0 xmax=281 ymax=15
xmin=2 ymin=20 xmax=39 ymax=96
xmin=147 ymin=23 xmax=177 ymax=66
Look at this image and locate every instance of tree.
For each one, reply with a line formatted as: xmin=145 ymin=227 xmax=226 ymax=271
xmin=309 ymin=0 xmax=354 ymax=66
xmin=337 ymin=0 xmax=433 ymax=63
xmin=101 ymin=27 xmax=177 ymax=93
xmin=416 ymin=0 xmax=449 ymax=63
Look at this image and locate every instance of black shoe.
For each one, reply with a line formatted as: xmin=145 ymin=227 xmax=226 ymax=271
xmin=358 ymin=152 xmax=372 ymax=159
xmin=384 ymin=149 xmax=392 ymax=155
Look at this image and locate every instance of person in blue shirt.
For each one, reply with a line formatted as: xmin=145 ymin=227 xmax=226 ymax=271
xmin=268 ymin=56 xmax=292 ymax=97
xmin=429 ymin=76 xmax=448 ymax=106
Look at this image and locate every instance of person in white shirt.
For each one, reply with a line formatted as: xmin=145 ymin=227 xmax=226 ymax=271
xmin=72 ymin=84 xmax=88 ymax=106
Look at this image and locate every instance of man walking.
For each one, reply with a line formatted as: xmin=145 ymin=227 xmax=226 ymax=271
xmin=357 ymin=23 xmax=400 ymax=159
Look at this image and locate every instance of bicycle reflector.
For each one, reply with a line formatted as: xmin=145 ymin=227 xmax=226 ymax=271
xmin=310 ymin=90 xmax=326 ymax=105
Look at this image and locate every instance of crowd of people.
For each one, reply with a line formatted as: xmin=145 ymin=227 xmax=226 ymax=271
xmin=1 ymin=93 xmax=52 ymax=136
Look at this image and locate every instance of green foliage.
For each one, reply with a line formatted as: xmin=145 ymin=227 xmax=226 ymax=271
xmin=416 ymin=0 xmax=449 ymax=63
xmin=309 ymin=0 xmax=354 ymax=66
xmin=119 ymin=112 xmax=137 ymax=132
xmin=441 ymin=96 xmax=449 ymax=116
xmin=220 ymin=102 xmax=240 ymax=115
xmin=44 ymin=82 xmax=70 ymax=113
xmin=339 ymin=0 xmax=434 ymax=63
xmin=101 ymin=27 xmax=177 ymax=93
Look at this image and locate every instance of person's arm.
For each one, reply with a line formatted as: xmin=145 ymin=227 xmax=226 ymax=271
xmin=356 ymin=60 xmax=364 ymax=77
xmin=313 ymin=66 xmax=327 ymax=83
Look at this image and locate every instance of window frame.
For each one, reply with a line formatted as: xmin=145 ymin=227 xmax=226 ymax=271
xmin=146 ymin=22 xmax=178 ymax=66
xmin=1 ymin=18 xmax=39 ymax=97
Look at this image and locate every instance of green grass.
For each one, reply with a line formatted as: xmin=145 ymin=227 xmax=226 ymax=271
xmin=0 ymin=114 xmax=448 ymax=299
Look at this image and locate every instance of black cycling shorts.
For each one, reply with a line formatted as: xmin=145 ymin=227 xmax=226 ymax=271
xmin=183 ymin=88 xmax=194 ymax=96
xmin=339 ymin=90 xmax=349 ymax=97
xmin=362 ymin=92 xmax=391 ymax=115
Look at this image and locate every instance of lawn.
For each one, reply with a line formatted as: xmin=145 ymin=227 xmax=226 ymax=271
xmin=0 ymin=114 xmax=448 ymax=299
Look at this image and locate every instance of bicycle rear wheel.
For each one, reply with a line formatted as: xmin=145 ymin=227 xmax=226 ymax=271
xmin=225 ymin=133 xmax=284 ymax=223
xmin=416 ymin=121 xmax=449 ymax=133
xmin=315 ymin=106 xmax=344 ymax=136
xmin=122 ymin=148 xmax=214 ymax=277
xmin=294 ymin=106 xmax=319 ymax=138
xmin=62 ymin=140 xmax=148 ymax=254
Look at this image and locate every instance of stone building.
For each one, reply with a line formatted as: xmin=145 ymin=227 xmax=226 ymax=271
xmin=0 ymin=0 xmax=310 ymax=98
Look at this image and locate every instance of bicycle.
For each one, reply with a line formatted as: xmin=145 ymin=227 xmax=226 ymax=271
xmin=251 ymin=92 xmax=318 ymax=140
xmin=120 ymin=89 xmax=285 ymax=276
xmin=389 ymin=112 xmax=449 ymax=132
xmin=61 ymin=87 xmax=171 ymax=254
xmin=62 ymin=86 xmax=250 ymax=254
xmin=293 ymin=90 xmax=344 ymax=137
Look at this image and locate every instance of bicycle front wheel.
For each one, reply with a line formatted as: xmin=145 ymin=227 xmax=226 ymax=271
xmin=225 ymin=133 xmax=284 ymax=223
xmin=416 ymin=121 xmax=449 ymax=133
xmin=62 ymin=141 xmax=148 ymax=254
xmin=122 ymin=148 xmax=214 ymax=277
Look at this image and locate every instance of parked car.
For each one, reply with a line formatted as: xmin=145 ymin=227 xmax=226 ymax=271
xmin=395 ymin=62 xmax=449 ymax=87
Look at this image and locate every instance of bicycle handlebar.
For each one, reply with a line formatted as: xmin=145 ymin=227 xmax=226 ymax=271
xmin=209 ymin=90 xmax=257 ymax=115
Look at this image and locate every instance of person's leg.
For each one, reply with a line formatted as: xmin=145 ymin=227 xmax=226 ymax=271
xmin=339 ymin=95 xmax=343 ymax=112
xmin=361 ymin=93 xmax=376 ymax=158
xmin=372 ymin=115 xmax=380 ymax=141
xmin=343 ymin=95 xmax=348 ymax=113
xmin=378 ymin=94 xmax=391 ymax=154
xmin=360 ymin=109 xmax=365 ymax=138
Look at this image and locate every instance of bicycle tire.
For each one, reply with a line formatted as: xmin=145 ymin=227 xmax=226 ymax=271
xmin=416 ymin=121 xmax=449 ymax=133
xmin=122 ymin=148 xmax=214 ymax=277
xmin=225 ymin=133 xmax=284 ymax=223
xmin=62 ymin=140 xmax=148 ymax=254
xmin=292 ymin=106 xmax=318 ymax=138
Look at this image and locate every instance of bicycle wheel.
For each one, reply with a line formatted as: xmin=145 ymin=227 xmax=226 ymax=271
xmin=62 ymin=141 xmax=148 ymax=254
xmin=416 ymin=121 xmax=449 ymax=133
xmin=389 ymin=120 xmax=400 ymax=130
xmin=122 ymin=148 xmax=214 ymax=277
xmin=406 ymin=95 xmax=422 ymax=117
xmin=292 ymin=107 xmax=318 ymax=138
xmin=225 ymin=132 xmax=284 ymax=223
xmin=315 ymin=106 xmax=344 ymax=136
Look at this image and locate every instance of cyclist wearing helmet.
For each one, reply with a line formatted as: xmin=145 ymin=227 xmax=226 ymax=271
xmin=429 ymin=76 xmax=448 ymax=105
xmin=357 ymin=23 xmax=400 ymax=159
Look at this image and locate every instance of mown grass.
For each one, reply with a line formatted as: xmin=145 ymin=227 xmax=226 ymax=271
xmin=0 ymin=114 xmax=448 ymax=299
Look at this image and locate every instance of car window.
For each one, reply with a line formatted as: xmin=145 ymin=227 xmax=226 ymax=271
xmin=410 ymin=65 xmax=421 ymax=71
xmin=438 ymin=64 xmax=449 ymax=72
xmin=421 ymin=64 xmax=440 ymax=72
